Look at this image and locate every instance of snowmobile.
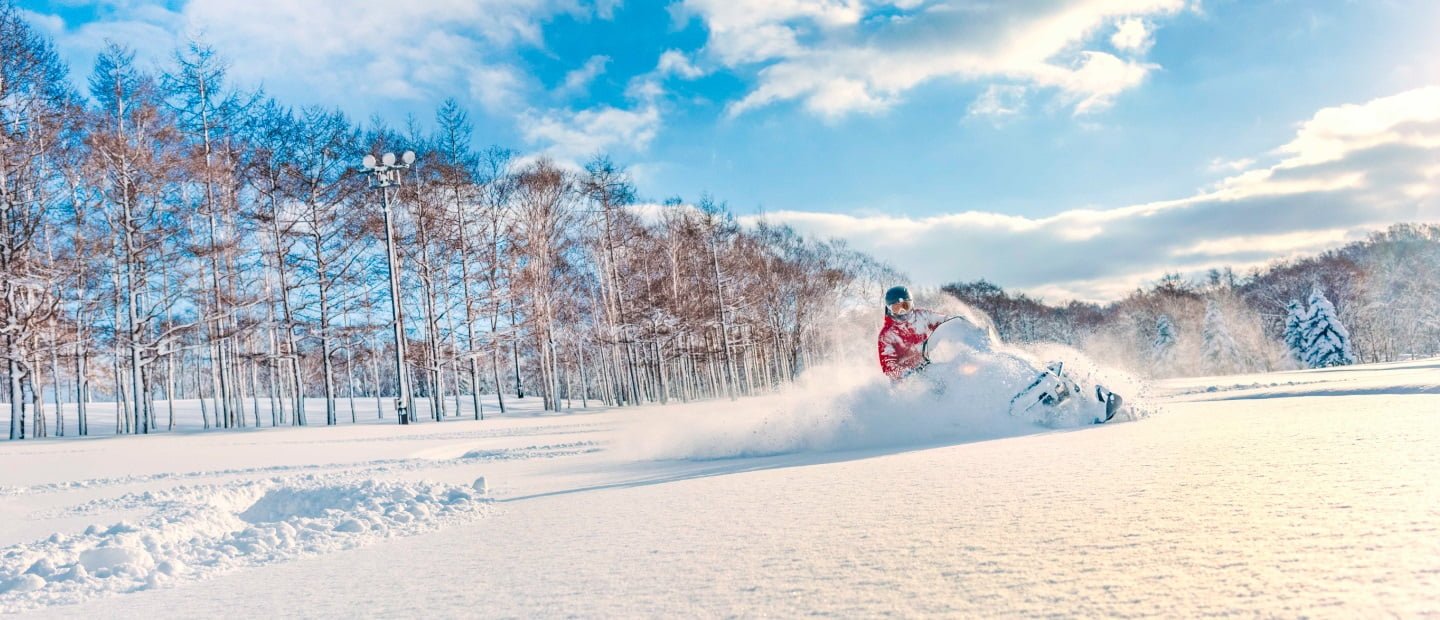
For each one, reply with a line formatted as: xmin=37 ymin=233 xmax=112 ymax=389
xmin=917 ymin=316 xmax=1126 ymax=424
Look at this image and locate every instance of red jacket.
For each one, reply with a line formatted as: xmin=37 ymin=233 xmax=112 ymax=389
xmin=878 ymin=309 xmax=947 ymax=380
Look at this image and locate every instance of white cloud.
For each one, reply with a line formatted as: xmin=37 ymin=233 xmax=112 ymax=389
xmin=685 ymin=0 xmax=1188 ymax=120
xmin=1052 ymin=51 xmax=1157 ymax=114
xmin=1168 ymin=229 xmax=1355 ymax=259
xmin=531 ymin=46 xmax=713 ymax=167
xmin=967 ymin=85 xmax=1027 ymax=120
xmin=519 ymin=104 xmax=662 ymax=163
xmin=21 ymin=6 xmax=181 ymax=76
xmin=24 ymin=0 xmax=608 ymax=116
xmin=740 ymin=85 xmax=1440 ymax=302
xmin=625 ymin=49 xmax=708 ymax=102
xmin=468 ymin=64 xmax=528 ymax=112
xmin=656 ymin=49 xmax=705 ymax=80
xmin=187 ymin=0 xmax=574 ymax=112
xmin=558 ymin=55 xmax=611 ymax=96
xmin=624 ymin=77 xmax=666 ymax=103
xmin=1208 ymin=157 xmax=1255 ymax=173
xmin=593 ymin=0 xmax=621 ymax=20
xmin=1275 ymin=86 xmax=1440 ymax=168
xmin=1110 ymin=18 xmax=1152 ymax=53
xmin=679 ymin=0 xmax=866 ymax=66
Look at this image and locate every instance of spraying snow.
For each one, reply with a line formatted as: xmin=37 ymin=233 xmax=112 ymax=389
xmin=621 ymin=302 xmax=1154 ymax=461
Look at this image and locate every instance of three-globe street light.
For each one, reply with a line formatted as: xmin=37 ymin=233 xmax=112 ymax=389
xmin=361 ymin=150 xmax=416 ymax=425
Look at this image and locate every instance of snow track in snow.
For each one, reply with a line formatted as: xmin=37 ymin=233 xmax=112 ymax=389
xmin=0 ymin=477 xmax=492 ymax=613
xmin=0 ymin=441 xmax=600 ymax=498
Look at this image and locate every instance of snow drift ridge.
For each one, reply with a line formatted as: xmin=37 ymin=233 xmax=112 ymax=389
xmin=0 ymin=477 xmax=490 ymax=613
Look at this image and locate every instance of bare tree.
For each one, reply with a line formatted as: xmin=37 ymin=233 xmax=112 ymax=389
xmin=431 ymin=99 xmax=485 ymax=419
xmin=286 ymin=106 xmax=365 ymax=425
xmin=511 ymin=159 xmax=580 ymax=411
xmin=163 ymin=39 xmax=257 ymax=428
xmin=246 ymin=100 xmax=307 ymax=425
xmin=579 ymin=155 xmax=644 ymax=406
xmin=474 ymin=147 xmax=515 ymax=413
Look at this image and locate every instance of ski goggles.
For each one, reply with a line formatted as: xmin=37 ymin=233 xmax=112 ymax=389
xmin=888 ymin=299 xmax=913 ymax=313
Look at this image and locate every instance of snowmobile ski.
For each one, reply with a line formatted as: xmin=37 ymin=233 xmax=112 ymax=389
xmin=1093 ymin=385 xmax=1124 ymax=424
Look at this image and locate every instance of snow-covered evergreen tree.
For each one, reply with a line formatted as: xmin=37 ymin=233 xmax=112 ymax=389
xmin=1283 ymin=299 xmax=1308 ymax=362
xmin=1202 ymin=299 xmax=1244 ymax=374
xmin=1302 ymin=286 xmax=1357 ymax=368
xmin=1152 ymin=314 xmax=1177 ymax=367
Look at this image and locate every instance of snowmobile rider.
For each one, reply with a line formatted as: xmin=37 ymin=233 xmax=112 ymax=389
xmin=878 ymin=286 xmax=950 ymax=381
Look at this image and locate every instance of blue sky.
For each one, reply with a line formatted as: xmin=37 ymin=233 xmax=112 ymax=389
xmin=17 ymin=0 xmax=1440 ymax=301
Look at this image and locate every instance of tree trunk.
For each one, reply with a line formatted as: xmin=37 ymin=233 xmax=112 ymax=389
xmin=491 ymin=346 xmax=507 ymax=414
xmin=319 ymin=298 xmax=336 ymax=426
xmin=7 ymin=341 xmax=20 ymax=440
xmin=268 ymin=358 xmax=280 ymax=427
xmin=371 ymin=344 xmax=383 ymax=419
xmin=51 ymin=346 xmax=64 ymax=437
xmin=115 ymin=354 xmax=129 ymax=435
xmin=577 ymin=346 xmax=590 ymax=408
xmin=75 ymin=340 xmax=88 ymax=436
xmin=709 ymin=239 xmax=736 ymax=400
xmin=166 ymin=348 xmax=177 ymax=431
xmin=346 ymin=349 xmax=357 ymax=423
xmin=248 ymin=359 xmax=262 ymax=427
xmin=417 ymin=214 xmax=445 ymax=422
xmin=26 ymin=369 xmax=44 ymax=439
xmin=209 ymin=344 xmax=225 ymax=428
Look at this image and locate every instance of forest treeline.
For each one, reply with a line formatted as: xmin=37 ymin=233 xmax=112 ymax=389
xmin=0 ymin=4 xmax=895 ymax=439
xmin=943 ymin=223 xmax=1440 ymax=377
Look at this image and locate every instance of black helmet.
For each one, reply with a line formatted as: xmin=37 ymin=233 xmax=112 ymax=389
xmin=884 ymin=286 xmax=911 ymax=306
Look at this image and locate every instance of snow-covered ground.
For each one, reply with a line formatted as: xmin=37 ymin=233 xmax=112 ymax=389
xmin=2 ymin=358 xmax=1437 ymax=617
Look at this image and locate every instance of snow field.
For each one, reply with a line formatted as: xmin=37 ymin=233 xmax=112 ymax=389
xmin=2 ymin=358 xmax=1435 ymax=616
xmin=52 ymin=375 xmax=1436 ymax=618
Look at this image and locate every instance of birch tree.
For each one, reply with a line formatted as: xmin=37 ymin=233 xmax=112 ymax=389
xmin=246 ymin=100 xmax=306 ymax=425
xmin=579 ymin=155 xmax=642 ymax=406
xmin=511 ymin=159 xmax=579 ymax=411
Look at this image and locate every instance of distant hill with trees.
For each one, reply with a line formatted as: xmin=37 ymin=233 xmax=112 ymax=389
xmin=942 ymin=223 xmax=1440 ymax=377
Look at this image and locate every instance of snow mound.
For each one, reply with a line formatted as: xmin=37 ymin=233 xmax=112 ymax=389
xmin=623 ymin=317 xmax=1155 ymax=461
xmin=0 ymin=477 xmax=491 ymax=613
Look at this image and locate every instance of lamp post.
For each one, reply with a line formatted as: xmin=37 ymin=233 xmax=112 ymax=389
xmin=362 ymin=150 xmax=416 ymax=424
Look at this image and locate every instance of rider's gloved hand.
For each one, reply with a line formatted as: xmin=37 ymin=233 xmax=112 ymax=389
xmin=902 ymin=360 xmax=931 ymax=380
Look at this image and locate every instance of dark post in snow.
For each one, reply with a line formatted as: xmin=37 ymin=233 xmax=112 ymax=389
xmin=362 ymin=151 xmax=416 ymax=425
